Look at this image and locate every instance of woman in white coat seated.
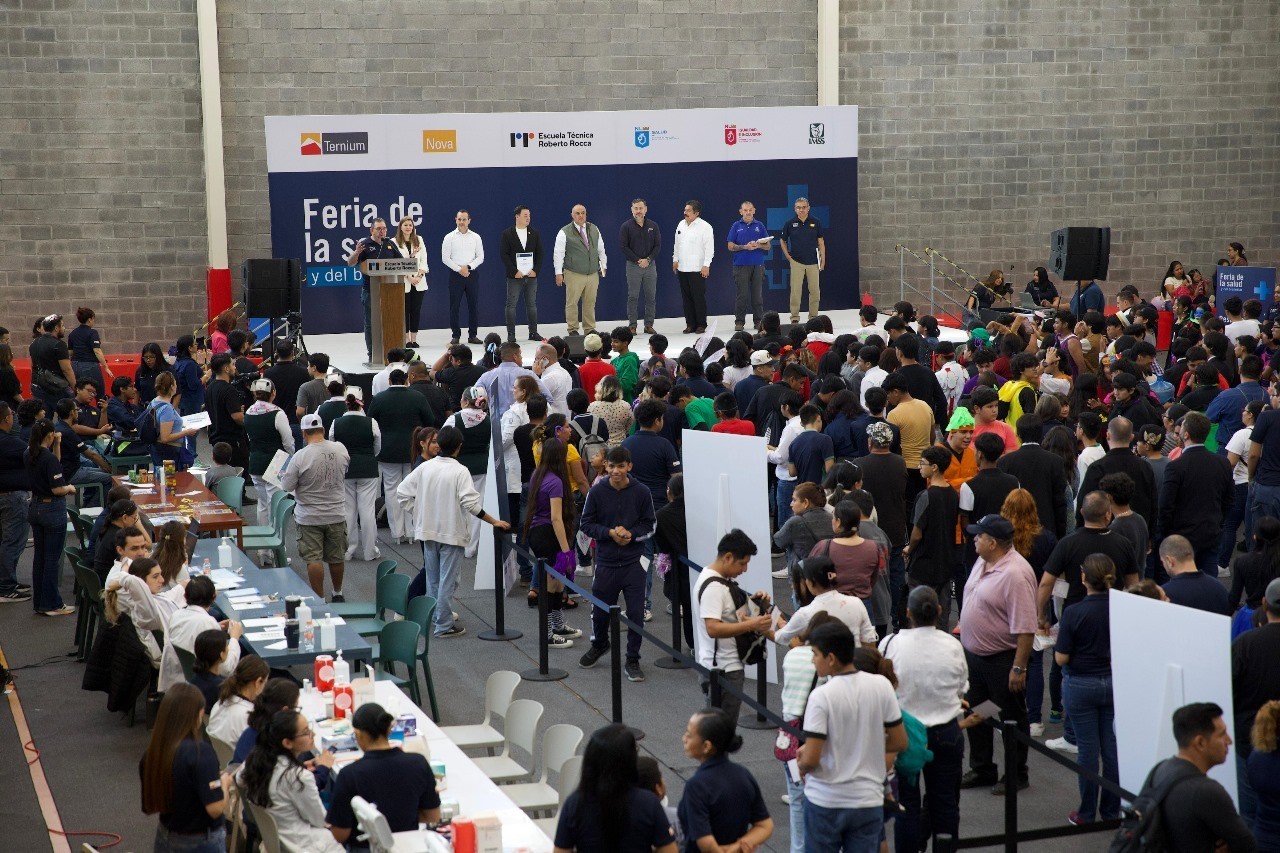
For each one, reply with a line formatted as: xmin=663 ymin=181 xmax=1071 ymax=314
xmin=102 ymin=557 xmax=184 ymax=668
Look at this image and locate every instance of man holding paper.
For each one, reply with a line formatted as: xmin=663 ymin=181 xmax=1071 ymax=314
xmin=726 ymin=200 xmax=771 ymax=332
xmin=499 ymin=204 xmax=544 ymax=344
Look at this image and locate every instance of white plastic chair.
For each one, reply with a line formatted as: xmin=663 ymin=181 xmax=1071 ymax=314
xmin=439 ymin=670 xmax=520 ymax=755
xmin=244 ymin=797 xmax=299 ymax=853
xmin=209 ymin=734 xmax=235 ymax=769
xmin=504 ymin=724 xmax=584 ymax=813
xmin=533 ymin=754 xmax=583 ymax=838
xmin=472 ymin=698 xmax=543 ymax=783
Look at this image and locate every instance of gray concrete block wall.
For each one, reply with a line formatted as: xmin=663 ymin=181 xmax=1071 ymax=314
xmin=841 ymin=0 xmax=1280 ymax=310
xmin=0 ymin=0 xmax=208 ymax=354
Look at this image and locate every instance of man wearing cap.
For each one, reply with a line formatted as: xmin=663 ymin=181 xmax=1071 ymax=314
xmin=577 ymin=334 xmax=616 ymax=404
xmin=958 ymin=514 xmax=1038 ymax=793
xmin=553 ymin=204 xmax=607 ymax=337
xmin=282 ymin=413 xmax=350 ymax=599
xmin=726 ymin=200 xmax=770 ymax=332
xmin=939 ymin=408 xmax=977 ymax=491
xmin=244 ymin=376 xmax=295 ymax=527
xmin=861 ymin=419 xmax=910 ymax=625
xmin=734 ymin=350 xmax=776 ymax=416
xmin=1231 ymin=576 xmax=1280 ymax=827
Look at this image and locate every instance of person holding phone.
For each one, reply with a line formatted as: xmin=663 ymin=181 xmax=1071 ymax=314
xmin=346 ymin=217 xmax=399 ymax=362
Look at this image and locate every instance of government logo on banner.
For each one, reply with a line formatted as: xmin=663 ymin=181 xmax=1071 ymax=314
xmin=300 ymin=132 xmax=369 ymax=156
xmin=724 ymin=125 xmax=738 ymax=146
xmin=809 ymin=123 xmax=826 ymax=144
xmin=634 ymin=127 xmax=650 ymax=148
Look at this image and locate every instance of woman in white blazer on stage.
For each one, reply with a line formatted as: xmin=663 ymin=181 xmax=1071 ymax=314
xmin=393 ymin=216 xmax=429 ymax=348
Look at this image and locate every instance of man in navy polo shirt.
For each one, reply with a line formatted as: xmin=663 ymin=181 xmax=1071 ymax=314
xmin=1160 ymin=535 xmax=1232 ymax=616
xmin=726 ymin=201 xmax=771 ymax=332
xmin=1249 ymin=386 xmax=1280 ymax=529
xmin=780 ymin=197 xmax=825 ymax=324
xmin=345 ymin=217 xmax=399 ymax=362
xmin=1069 ymin=279 xmax=1106 ymax=318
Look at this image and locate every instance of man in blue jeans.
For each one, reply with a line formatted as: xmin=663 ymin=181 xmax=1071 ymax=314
xmin=798 ymin=621 xmax=908 ymax=851
xmin=0 ymin=403 xmax=33 ymax=602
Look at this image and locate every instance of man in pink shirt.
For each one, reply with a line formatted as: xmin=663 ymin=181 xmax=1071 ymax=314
xmin=958 ymin=513 xmax=1038 ymax=794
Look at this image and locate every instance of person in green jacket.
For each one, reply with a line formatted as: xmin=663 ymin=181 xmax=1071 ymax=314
xmin=367 ymin=368 xmax=438 ymax=544
xmin=330 ymin=394 xmax=382 ymax=562
xmin=609 ymin=326 xmax=641 ymax=403
xmin=447 ymin=385 xmax=493 ymax=559
xmin=244 ymin=378 xmax=295 ymax=527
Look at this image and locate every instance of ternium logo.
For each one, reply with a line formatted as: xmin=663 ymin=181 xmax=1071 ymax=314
xmin=300 ymin=132 xmax=369 ymax=155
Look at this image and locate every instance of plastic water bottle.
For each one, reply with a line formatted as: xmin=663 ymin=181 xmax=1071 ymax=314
xmin=218 ymin=536 xmax=234 ymax=569
xmin=201 ymin=557 xmax=212 ymax=576
xmin=332 ymin=649 xmax=350 ymax=685
xmin=297 ymin=601 xmax=313 ymax=652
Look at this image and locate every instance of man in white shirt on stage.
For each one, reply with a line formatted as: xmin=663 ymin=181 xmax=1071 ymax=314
xmin=672 ymin=199 xmax=715 ymax=334
xmin=441 ymin=210 xmax=485 ymax=346
xmin=553 ymin=204 xmax=608 ymax=337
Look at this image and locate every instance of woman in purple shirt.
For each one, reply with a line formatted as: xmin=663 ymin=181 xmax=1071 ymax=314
xmin=525 ymin=438 xmax=581 ymax=648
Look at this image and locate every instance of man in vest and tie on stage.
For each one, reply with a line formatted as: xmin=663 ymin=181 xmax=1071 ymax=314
xmin=554 ymin=204 xmax=608 ymax=337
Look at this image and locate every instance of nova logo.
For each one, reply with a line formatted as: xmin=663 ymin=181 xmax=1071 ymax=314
xmin=634 ymin=127 xmax=650 ymax=148
xmin=724 ymin=125 xmax=738 ymax=146
xmin=421 ymin=129 xmax=457 ymax=153
xmin=510 ymin=131 xmax=534 ymax=148
xmin=809 ymin=123 xmax=825 ymax=144
xmin=300 ymin=131 xmax=369 ymax=155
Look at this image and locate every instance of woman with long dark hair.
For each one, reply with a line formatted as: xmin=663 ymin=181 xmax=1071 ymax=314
xmin=525 ymin=437 xmax=580 ymax=646
xmin=238 ymin=710 xmax=343 ymax=852
xmin=410 ymin=425 xmax=439 ymax=468
xmin=103 ymin=556 xmax=180 ymax=667
xmin=821 ymin=389 xmax=864 ymax=457
xmin=24 ymin=418 xmax=76 ymax=615
xmin=140 ymin=683 xmax=229 ymax=852
xmin=231 ymin=678 xmax=302 ymax=763
xmin=678 ymin=709 xmax=773 ymax=852
xmin=135 ymin=342 xmax=168 ymax=404
xmin=0 ymin=344 xmax=21 ymax=408
xmin=553 ymin=723 xmax=676 ymax=853
xmin=722 ymin=338 xmax=752 ymax=388
xmin=207 ymin=655 xmax=269 ymax=746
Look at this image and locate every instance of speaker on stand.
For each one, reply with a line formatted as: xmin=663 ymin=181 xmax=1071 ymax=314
xmin=243 ymin=259 xmax=304 ymax=362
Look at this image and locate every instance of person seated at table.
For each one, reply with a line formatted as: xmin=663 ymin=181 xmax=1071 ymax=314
xmin=95 ymin=515 xmax=150 ymax=582
xmin=207 ymin=654 xmax=269 ymax=747
xmin=103 ymin=556 xmax=184 ymax=668
xmin=326 ymin=703 xmax=440 ymax=846
xmin=238 ymin=709 xmax=342 ymax=853
xmin=231 ymin=678 xmax=301 ymax=763
xmin=152 ymin=520 xmax=192 ymax=591
xmin=203 ymin=441 xmax=243 ymax=492
xmin=107 ymin=375 xmax=144 ymax=440
xmin=87 ymin=484 xmax=144 ymax=554
xmin=190 ymin=629 xmax=228 ymax=713
xmin=71 ymin=378 xmax=112 ymax=440
xmin=159 ymin=576 xmax=242 ymax=693
xmin=53 ymin=397 xmax=113 ymax=503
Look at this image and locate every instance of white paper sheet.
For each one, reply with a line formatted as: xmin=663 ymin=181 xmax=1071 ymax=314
xmin=516 ymin=252 xmax=534 ymax=274
xmin=263 ymin=449 xmax=291 ymax=489
xmin=181 ymin=411 xmax=212 ymax=430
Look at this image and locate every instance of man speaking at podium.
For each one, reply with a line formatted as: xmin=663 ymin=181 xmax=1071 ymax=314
xmin=347 ymin=217 xmax=399 ymax=363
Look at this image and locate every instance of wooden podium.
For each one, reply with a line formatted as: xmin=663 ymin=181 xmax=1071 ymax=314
xmin=361 ymin=258 xmax=417 ymax=368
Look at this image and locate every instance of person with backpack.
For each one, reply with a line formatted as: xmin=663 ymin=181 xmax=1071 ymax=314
xmin=693 ymin=529 xmax=774 ymax=725
xmin=1112 ymin=702 xmax=1256 ymax=853
xmin=145 ymin=371 xmax=200 ymax=469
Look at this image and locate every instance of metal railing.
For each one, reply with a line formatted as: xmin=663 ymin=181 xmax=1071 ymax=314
xmin=896 ymin=244 xmax=974 ymax=320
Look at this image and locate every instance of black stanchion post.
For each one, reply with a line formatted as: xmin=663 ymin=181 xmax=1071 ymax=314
xmin=654 ymin=557 xmax=689 ymax=670
xmin=478 ymin=526 xmax=523 ymax=642
xmin=933 ymin=834 xmax=955 ymax=853
xmin=1003 ymin=723 xmax=1018 ymax=853
xmin=737 ymin=655 xmax=774 ymax=730
xmin=520 ymin=561 xmax=567 ymax=682
xmin=608 ymin=605 xmax=623 ymax=723
xmin=709 ymin=667 xmax=724 ymax=709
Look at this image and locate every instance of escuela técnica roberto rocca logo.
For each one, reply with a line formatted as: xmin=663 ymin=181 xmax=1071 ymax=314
xmin=510 ymin=131 xmax=596 ymax=149
xmin=300 ymin=132 xmax=369 ymax=156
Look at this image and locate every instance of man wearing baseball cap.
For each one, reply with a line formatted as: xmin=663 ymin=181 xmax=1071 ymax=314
xmin=577 ymin=334 xmax=616 ymax=404
xmin=732 ymin=349 xmax=775 ymax=417
xmin=244 ymin=377 xmax=295 ymax=528
xmin=282 ymin=413 xmax=350 ymax=600
xmin=958 ymin=513 xmax=1038 ymax=793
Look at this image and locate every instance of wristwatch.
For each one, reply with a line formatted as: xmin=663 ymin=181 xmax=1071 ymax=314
xmin=1011 ymin=666 xmax=1025 ymax=674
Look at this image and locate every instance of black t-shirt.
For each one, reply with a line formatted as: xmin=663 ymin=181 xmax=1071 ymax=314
xmin=353 ymin=238 xmax=399 ymax=288
xmin=1250 ymin=409 xmax=1280 ymax=487
xmin=1231 ymin=623 xmax=1280 ymax=757
xmin=436 ymin=363 xmax=485 ymax=411
xmin=620 ymin=430 xmax=679 ymax=509
xmin=1055 ymin=593 xmax=1111 ymax=677
xmin=909 ymin=485 xmax=960 ymax=585
xmin=24 ymin=446 xmax=66 ymax=499
xmin=409 ymin=380 xmax=453 ymax=422
xmin=263 ymin=362 xmax=311 ymax=424
xmin=1042 ymin=527 xmax=1137 ymax=609
xmin=859 ymin=451 xmax=908 ymax=545
xmin=513 ymin=422 xmax=538 ymax=484
xmin=53 ymin=420 xmax=85 ymax=480
xmin=30 ymin=333 xmax=68 ymax=375
xmin=206 ymin=379 xmax=245 ymax=443
xmin=326 ymin=748 xmax=439 ymax=833
xmin=0 ymin=433 xmax=32 ymax=491
xmin=67 ymin=324 xmax=100 ymax=362
xmin=140 ymin=738 xmax=224 ymax=834
xmin=555 ymin=787 xmax=674 ymax=853
xmin=1178 ymin=384 xmax=1220 ymax=413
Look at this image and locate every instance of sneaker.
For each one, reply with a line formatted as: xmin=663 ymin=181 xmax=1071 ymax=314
xmin=644 ymin=607 xmax=653 ymax=622
xmin=547 ymin=633 xmax=574 ymax=648
xmin=780 ymin=794 xmax=791 ymax=805
xmin=16 ymin=583 xmax=31 ymax=593
xmin=331 ymin=593 xmax=346 ymax=603
xmin=1218 ymin=565 xmax=1231 ymax=578
xmin=991 ymin=777 xmax=1029 ymax=795
xmin=37 ymin=604 xmax=75 ymax=617
xmin=1048 ymin=710 xmax=1063 ymax=724
xmin=1029 ymin=723 xmax=1046 ymax=737
xmin=1045 ymin=737 xmax=1078 ymax=754
xmin=0 ymin=590 xmax=33 ymax=603
xmin=665 ymin=603 xmax=673 ymax=616
xmin=624 ymin=661 xmax=645 ymax=682
xmin=771 ymin=568 xmax=791 ymax=579
xmin=555 ymin=625 xmax=583 ymax=639
xmin=436 ymin=625 xmax=466 ymax=638
xmin=959 ymin=771 xmax=998 ymax=789
xmin=1067 ymin=811 xmax=1085 ymax=826
xmin=579 ymin=646 xmax=607 ymax=668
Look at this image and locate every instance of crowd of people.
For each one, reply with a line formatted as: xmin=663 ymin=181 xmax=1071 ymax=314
xmin=6 ymin=241 xmax=1280 ymax=851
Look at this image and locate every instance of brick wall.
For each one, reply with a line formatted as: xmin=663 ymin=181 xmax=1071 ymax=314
xmin=842 ymin=0 xmax=1280 ymax=312
xmin=0 ymin=0 xmax=207 ymax=354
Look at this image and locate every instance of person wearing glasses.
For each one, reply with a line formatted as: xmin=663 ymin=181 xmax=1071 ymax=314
xmin=238 ymin=709 xmax=341 ymax=853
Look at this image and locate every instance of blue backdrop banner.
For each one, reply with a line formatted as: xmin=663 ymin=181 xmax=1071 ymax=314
xmin=1215 ymin=265 xmax=1277 ymax=318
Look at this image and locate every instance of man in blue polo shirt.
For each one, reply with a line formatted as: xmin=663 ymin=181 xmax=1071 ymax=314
xmin=780 ymin=197 xmax=825 ymax=324
xmin=726 ymin=201 xmax=770 ymax=332
xmin=1069 ymin=279 xmax=1106 ymax=318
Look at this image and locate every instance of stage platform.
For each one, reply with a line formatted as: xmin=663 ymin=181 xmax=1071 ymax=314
xmin=304 ymin=307 xmax=972 ymax=375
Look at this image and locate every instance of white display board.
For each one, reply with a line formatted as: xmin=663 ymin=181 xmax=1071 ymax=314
xmin=472 ymin=449 xmax=515 ymax=593
xmin=681 ymin=429 xmax=777 ymax=683
xmin=1110 ymin=590 xmax=1237 ymax=804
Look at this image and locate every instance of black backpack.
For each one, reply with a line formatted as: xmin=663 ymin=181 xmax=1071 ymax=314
xmin=137 ymin=402 xmax=162 ymax=445
xmin=1108 ymin=759 xmax=1201 ymax=853
xmin=697 ymin=575 xmax=767 ymax=666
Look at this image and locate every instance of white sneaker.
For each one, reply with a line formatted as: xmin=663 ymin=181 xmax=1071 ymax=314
xmin=780 ymin=794 xmax=791 ymax=805
xmin=548 ymin=633 xmax=574 ymax=648
xmin=1218 ymin=565 xmax=1231 ymax=578
xmin=1029 ymin=723 xmax=1046 ymax=737
xmin=772 ymin=568 xmax=791 ymax=579
xmin=1045 ymin=737 xmax=1078 ymax=754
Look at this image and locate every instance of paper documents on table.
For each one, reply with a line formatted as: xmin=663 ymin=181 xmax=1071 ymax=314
xmin=263 ymin=449 xmax=291 ymax=489
xmin=181 ymin=411 xmax=211 ymax=430
xmin=209 ymin=569 xmax=242 ymax=586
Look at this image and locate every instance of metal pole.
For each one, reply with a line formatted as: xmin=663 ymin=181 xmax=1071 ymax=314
xmin=655 ymin=558 xmax=689 ymax=670
xmin=478 ymin=526 xmax=523 ymax=642
xmin=929 ymin=249 xmax=937 ymax=317
xmin=1003 ymin=723 xmax=1018 ymax=853
xmin=899 ymin=245 xmax=906 ymax=306
xmin=519 ymin=562 xmax=566 ymax=682
xmin=709 ymin=668 xmax=724 ymax=709
xmin=738 ymin=657 xmax=774 ymax=730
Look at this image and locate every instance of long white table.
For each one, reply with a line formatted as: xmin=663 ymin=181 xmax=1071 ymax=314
xmin=318 ymin=681 xmax=553 ymax=853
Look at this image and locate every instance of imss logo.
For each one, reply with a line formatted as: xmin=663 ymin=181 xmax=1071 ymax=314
xmin=300 ymin=132 xmax=369 ymax=155
xmin=809 ymin=123 xmax=825 ymax=144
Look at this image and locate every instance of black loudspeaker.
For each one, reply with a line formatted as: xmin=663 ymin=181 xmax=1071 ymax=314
xmin=1049 ymin=228 xmax=1111 ymax=281
xmin=243 ymin=258 xmax=302 ymax=317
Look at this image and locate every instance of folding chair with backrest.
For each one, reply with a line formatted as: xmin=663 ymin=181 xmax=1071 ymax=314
xmin=242 ymin=499 xmax=294 ymax=567
xmin=439 ymin=670 xmax=520 ymax=753
xmin=238 ymin=486 xmax=285 ymax=534
xmin=348 ymin=573 xmax=411 ymax=638
xmin=373 ymin=619 xmax=422 ymax=706
xmin=403 ymin=594 xmax=440 ymax=720
xmin=243 ymin=798 xmax=286 ymax=853
xmin=328 ymin=559 xmax=398 ymax=620
xmin=174 ymin=645 xmax=198 ymax=682
xmin=214 ymin=475 xmax=246 ymax=515
xmin=209 ymin=733 xmax=235 ymax=768
xmin=533 ymin=753 xmax=583 ymax=838
xmin=503 ymin=724 xmax=584 ymax=814
xmin=71 ymin=563 xmax=104 ymax=661
xmin=471 ymin=698 xmax=543 ymax=783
